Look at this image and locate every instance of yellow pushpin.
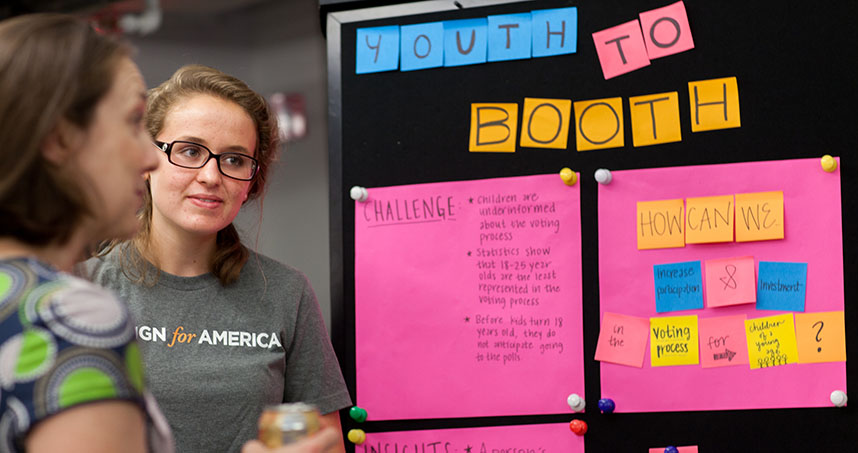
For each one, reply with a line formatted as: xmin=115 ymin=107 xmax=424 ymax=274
xmin=347 ymin=429 xmax=367 ymax=445
xmin=560 ymin=167 xmax=578 ymax=186
xmin=821 ymin=155 xmax=837 ymax=173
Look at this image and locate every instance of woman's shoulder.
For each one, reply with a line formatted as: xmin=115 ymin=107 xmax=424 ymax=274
xmin=239 ymin=252 xmax=312 ymax=291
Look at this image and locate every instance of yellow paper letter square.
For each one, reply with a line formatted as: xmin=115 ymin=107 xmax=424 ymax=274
xmin=637 ymin=199 xmax=685 ymax=250
xmin=650 ymin=315 xmax=699 ymax=367
xmin=686 ymin=195 xmax=734 ymax=243
xmin=520 ymin=98 xmax=572 ymax=149
xmin=688 ymin=77 xmax=741 ymax=132
xmin=795 ymin=311 xmax=846 ymax=364
xmin=574 ymin=97 xmax=624 ymax=151
xmin=470 ymin=103 xmax=518 ymax=152
xmin=735 ymin=191 xmax=784 ymax=242
xmin=629 ymin=91 xmax=681 ymax=147
xmin=745 ymin=314 xmax=798 ymax=369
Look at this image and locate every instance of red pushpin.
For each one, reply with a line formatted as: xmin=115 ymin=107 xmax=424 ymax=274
xmin=568 ymin=419 xmax=587 ymax=435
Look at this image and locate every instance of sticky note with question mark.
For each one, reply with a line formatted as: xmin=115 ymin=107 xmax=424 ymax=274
xmin=795 ymin=311 xmax=846 ymax=363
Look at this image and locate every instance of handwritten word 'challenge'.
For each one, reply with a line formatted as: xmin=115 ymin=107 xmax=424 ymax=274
xmin=362 ymin=196 xmax=456 ymax=226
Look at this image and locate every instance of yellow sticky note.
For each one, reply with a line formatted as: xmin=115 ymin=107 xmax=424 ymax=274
xmin=745 ymin=313 xmax=798 ymax=369
xmin=470 ymin=103 xmax=518 ymax=152
xmin=688 ymin=76 xmax=741 ymax=132
xmin=795 ymin=311 xmax=846 ymax=364
xmin=629 ymin=91 xmax=681 ymax=147
xmin=519 ymin=98 xmax=571 ymax=149
xmin=574 ymin=97 xmax=624 ymax=151
xmin=637 ymin=199 xmax=685 ymax=250
xmin=685 ymin=195 xmax=734 ymax=243
xmin=650 ymin=315 xmax=699 ymax=367
xmin=735 ymin=191 xmax=784 ymax=242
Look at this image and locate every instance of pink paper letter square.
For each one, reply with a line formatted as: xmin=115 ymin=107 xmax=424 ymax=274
xmin=592 ymin=20 xmax=651 ymax=79
xmin=595 ymin=312 xmax=649 ymax=367
xmin=639 ymin=1 xmax=695 ymax=59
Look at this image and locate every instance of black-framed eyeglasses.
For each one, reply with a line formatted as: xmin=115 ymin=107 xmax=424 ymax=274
xmin=155 ymin=140 xmax=259 ymax=181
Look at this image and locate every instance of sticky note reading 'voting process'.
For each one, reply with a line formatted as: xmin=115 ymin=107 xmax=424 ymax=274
xmin=795 ymin=311 xmax=846 ymax=364
xmin=653 ymin=261 xmax=703 ymax=313
xmin=756 ymin=261 xmax=807 ymax=312
xmin=745 ymin=313 xmax=799 ymax=370
xmin=698 ymin=315 xmax=749 ymax=368
xmin=650 ymin=315 xmax=699 ymax=367
xmin=704 ymin=256 xmax=755 ymax=307
xmin=735 ymin=191 xmax=784 ymax=242
xmin=637 ymin=198 xmax=684 ymax=249
xmin=685 ymin=194 xmax=734 ymax=243
xmin=595 ymin=312 xmax=649 ymax=368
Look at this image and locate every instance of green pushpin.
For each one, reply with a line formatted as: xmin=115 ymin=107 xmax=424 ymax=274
xmin=349 ymin=406 xmax=367 ymax=423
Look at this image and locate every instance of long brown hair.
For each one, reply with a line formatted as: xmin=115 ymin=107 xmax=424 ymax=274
xmin=0 ymin=14 xmax=129 ymax=245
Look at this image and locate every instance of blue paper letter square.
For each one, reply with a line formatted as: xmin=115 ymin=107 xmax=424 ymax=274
xmin=487 ymin=13 xmax=532 ymax=62
xmin=531 ymin=7 xmax=577 ymax=57
xmin=401 ymin=22 xmax=444 ymax=71
xmin=356 ymin=26 xmax=400 ymax=74
xmin=653 ymin=261 xmax=704 ymax=313
xmin=444 ymin=18 xmax=487 ymax=67
xmin=757 ymin=261 xmax=808 ymax=311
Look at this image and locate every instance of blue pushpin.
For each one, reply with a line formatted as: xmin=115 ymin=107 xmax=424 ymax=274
xmin=597 ymin=398 xmax=615 ymax=413
xmin=664 ymin=447 xmax=679 ymax=453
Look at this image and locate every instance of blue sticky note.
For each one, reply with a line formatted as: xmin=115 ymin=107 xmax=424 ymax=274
xmin=531 ymin=7 xmax=577 ymax=57
xmin=444 ymin=18 xmax=488 ymax=67
xmin=487 ymin=13 xmax=532 ymax=62
xmin=400 ymin=22 xmax=444 ymax=71
xmin=653 ymin=261 xmax=704 ymax=313
xmin=757 ymin=262 xmax=808 ymax=311
xmin=356 ymin=26 xmax=400 ymax=74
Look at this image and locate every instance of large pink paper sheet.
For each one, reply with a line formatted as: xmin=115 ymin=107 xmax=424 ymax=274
xmin=356 ymin=423 xmax=584 ymax=453
xmin=598 ymin=158 xmax=844 ymax=412
xmin=356 ymin=174 xmax=583 ymax=420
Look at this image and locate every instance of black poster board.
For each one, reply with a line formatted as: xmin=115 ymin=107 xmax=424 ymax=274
xmin=326 ymin=1 xmax=857 ymax=451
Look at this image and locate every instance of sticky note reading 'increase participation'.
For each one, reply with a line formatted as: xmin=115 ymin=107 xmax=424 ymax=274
xmin=653 ymin=261 xmax=702 ymax=313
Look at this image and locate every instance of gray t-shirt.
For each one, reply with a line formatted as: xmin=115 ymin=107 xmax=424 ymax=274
xmin=84 ymin=247 xmax=351 ymax=453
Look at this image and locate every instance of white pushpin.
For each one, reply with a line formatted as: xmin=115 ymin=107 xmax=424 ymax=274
xmin=830 ymin=390 xmax=847 ymax=407
xmin=567 ymin=393 xmax=585 ymax=412
xmin=594 ymin=168 xmax=612 ymax=185
xmin=350 ymin=186 xmax=369 ymax=202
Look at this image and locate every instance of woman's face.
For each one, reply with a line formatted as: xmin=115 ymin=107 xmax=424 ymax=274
xmin=150 ymin=94 xmax=257 ymax=239
xmin=72 ymin=57 xmax=158 ymax=241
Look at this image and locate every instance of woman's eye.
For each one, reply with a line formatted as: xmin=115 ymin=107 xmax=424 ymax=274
xmin=178 ymin=146 xmax=202 ymax=158
xmin=223 ymin=155 xmax=246 ymax=168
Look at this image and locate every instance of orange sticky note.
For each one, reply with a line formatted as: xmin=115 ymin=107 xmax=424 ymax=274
xmin=629 ymin=91 xmax=681 ymax=147
xmin=688 ymin=76 xmax=741 ymax=132
xmin=519 ymin=98 xmax=571 ymax=149
xmin=795 ymin=311 xmax=846 ymax=364
xmin=704 ymin=256 xmax=755 ymax=307
xmin=469 ymin=103 xmax=518 ymax=152
xmin=735 ymin=191 xmax=784 ymax=242
xmin=595 ymin=312 xmax=650 ymax=367
xmin=574 ymin=97 xmax=624 ymax=151
xmin=637 ymin=199 xmax=685 ymax=250
xmin=685 ymin=194 xmax=734 ymax=243
xmin=698 ymin=315 xmax=748 ymax=368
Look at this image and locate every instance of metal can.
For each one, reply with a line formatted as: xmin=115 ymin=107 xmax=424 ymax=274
xmin=257 ymin=403 xmax=322 ymax=447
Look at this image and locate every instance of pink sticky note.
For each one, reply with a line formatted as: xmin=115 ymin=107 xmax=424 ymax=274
xmin=592 ymin=20 xmax=651 ymax=79
xmin=362 ymin=423 xmax=583 ymax=453
xmin=704 ymin=256 xmax=756 ymax=307
xmin=595 ymin=312 xmax=649 ymax=367
xmin=699 ymin=315 xmax=749 ymax=368
xmin=639 ymin=1 xmax=695 ymax=59
xmin=649 ymin=447 xmax=698 ymax=453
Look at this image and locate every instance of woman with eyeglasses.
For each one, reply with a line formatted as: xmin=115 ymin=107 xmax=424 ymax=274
xmin=85 ymin=65 xmax=351 ymax=453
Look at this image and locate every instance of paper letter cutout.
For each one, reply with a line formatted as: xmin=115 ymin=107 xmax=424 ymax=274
xmin=757 ymin=261 xmax=807 ymax=311
xmin=531 ymin=7 xmax=577 ymax=57
xmin=745 ymin=313 xmax=799 ymax=369
xmin=649 ymin=447 xmax=698 ymax=453
xmin=469 ymin=103 xmax=518 ymax=152
xmin=574 ymin=97 xmax=624 ymax=151
xmin=639 ymin=1 xmax=694 ymax=59
xmin=629 ymin=91 xmax=681 ymax=147
xmin=595 ymin=312 xmax=649 ymax=368
xmin=704 ymin=256 xmax=756 ymax=307
xmin=520 ymin=98 xmax=571 ymax=149
xmin=795 ymin=311 xmax=846 ymax=363
xmin=698 ymin=315 xmax=749 ymax=368
xmin=653 ymin=261 xmax=703 ymax=313
xmin=356 ymin=26 xmax=400 ymax=74
xmin=685 ymin=194 xmax=734 ymax=243
xmin=688 ymin=76 xmax=741 ymax=132
xmin=650 ymin=315 xmax=699 ymax=367
xmin=444 ymin=19 xmax=488 ymax=67
xmin=487 ymin=13 xmax=532 ymax=62
xmin=636 ymin=198 xmax=685 ymax=249
xmin=400 ymin=22 xmax=444 ymax=71
xmin=592 ymin=19 xmax=651 ymax=79
xmin=735 ymin=191 xmax=784 ymax=242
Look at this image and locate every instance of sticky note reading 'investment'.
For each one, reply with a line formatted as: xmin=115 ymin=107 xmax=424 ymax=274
xmin=650 ymin=315 xmax=699 ymax=367
xmin=756 ymin=261 xmax=807 ymax=311
xmin=595 ymin=312 xmax=649 ymax=367
xmin=653 ymin=261 xmax=702 ymax=313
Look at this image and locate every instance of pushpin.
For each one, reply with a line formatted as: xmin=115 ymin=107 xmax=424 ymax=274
xmin=594 ymin=168 xmax=612 ymax=185
xmin=821 ymin=155 xmax=837 ymax=173
xmin=350 ymin=186 xmax=369 ymax=202
xmin=560 ymin=168 xmax=578 ymax=186
xmin=349 ymin=406 xmax=368 ymax=423
xmin=830 ymin=390 xmax=848 ymax=407
xmin=568 ymin=419 xmax=587 ymax=435
xmin=567 ymin=393 xmax=585 ymax=412
xmin=347 ymin=429 xmax=366 ymax=445
xmin=597 ymin=398 xmax=615 ymax=413
xmin=664 ymin=447 xmax=679 ymax=453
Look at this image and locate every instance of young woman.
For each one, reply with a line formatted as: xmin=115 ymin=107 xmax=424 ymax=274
xmin=86 ymin=65 xmax=351 ymax=452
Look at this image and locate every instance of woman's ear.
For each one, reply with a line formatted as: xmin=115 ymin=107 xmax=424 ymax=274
xmin=41 ymin=119 xmax=83 ymax=165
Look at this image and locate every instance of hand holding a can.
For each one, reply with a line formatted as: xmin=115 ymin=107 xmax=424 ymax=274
xmin=242 ymin=426 xmax=339 ymax=453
